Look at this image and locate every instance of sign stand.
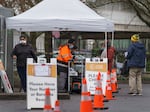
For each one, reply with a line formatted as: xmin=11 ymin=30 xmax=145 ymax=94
xmin=0 ymin=60 xmax=13 ymax=93
xmin=27 ymin=58 xmax=57 ymax=110
xmin=85 ymin=58 xmax=108 ymax=95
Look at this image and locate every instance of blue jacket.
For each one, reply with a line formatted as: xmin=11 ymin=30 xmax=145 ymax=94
xmin=126 ymin=42 xmax=146 ymax=68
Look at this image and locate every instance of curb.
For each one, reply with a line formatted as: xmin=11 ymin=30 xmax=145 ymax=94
xmin=0 ymin=93 xmax=26 ymax=100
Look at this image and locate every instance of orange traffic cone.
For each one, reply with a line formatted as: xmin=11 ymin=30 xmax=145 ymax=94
xmin=111 ymin=69 xmax=118 ymax=93
xmin=43 ymin=88 xmax=53 ymax=112
xmin=54 ymin=100 xmax=60 ymax=112
xmin=105 ymin=71 xmax=116 ymax=100
xmin=80 ymin=78 xmax=93 ymax=112
xmin=93 ymin=72 xmax=108 ymax=110
xmin=113 ymin=68 xmax=120 ymax=91
xmin=87 ymin=92 xmax=93 ymax=112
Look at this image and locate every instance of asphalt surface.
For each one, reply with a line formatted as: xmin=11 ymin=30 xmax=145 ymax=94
xmin=0 ymin=84 xmax=150 ymax=112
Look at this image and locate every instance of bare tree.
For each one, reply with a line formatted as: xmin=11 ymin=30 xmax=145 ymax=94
xmin=86 ymin=0 xmax=150 ymax=27
xmin=0 ymin=0 xmax=41 ymax=14
xmin=128 ymin=0 xmax=150 ymax=27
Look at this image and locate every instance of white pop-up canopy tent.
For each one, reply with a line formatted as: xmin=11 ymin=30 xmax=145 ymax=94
xmin=6 ymin=0 xmax=114 ymax=32
xmin=6 ymin=0 xmax=114 ymax=102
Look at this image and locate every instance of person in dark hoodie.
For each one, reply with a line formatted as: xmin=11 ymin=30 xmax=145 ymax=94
xmin=126 ymin=34 xmax=146 ymax=96
xmin=11 ymin=35 xmax=37 ymax=92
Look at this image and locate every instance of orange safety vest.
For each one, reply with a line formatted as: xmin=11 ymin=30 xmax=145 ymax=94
xmin=57 ymin=45 xmax=72 ymax=63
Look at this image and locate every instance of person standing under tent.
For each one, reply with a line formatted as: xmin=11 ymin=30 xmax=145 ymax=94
xmin=100 ymin=40 xmax=116 ymax=72
xmin=57 ymin=39 xmax=76 ymax=92
xmin=11 ymin=35 xmax=37 ymax=92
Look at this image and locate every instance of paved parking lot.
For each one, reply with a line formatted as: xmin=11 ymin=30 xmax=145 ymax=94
xmin=0 ymin=84 xmax=150 ymax=112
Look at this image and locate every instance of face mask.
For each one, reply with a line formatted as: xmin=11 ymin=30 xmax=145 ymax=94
xmin=69 ymin=44 xmax=74 ymax=49
xmin=20 ymin=40 xmax=26 ymax=44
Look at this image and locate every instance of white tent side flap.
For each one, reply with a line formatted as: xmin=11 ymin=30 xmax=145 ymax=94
xmin=6 ymin=0 xmax=114 ymax=32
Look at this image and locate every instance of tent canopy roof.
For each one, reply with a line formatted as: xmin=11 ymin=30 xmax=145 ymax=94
xmin=6 ymin=0 xmax=114 ymax=32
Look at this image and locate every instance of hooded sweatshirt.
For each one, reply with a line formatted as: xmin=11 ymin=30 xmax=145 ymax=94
xmin=11 ymin=43 xmax=37 ymax=67
xmin=126 ymin=42 xmax=146 ymax=68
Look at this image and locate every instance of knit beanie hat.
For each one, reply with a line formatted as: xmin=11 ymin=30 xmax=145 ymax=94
xmin=131 ymin=34 xmax=139 ymax=42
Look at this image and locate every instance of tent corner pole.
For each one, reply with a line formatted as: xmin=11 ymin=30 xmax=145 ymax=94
xmin=111 ymin=32 xmax=114 ymax=47
xmin=105 ymin=32 xmax=107 ymax=58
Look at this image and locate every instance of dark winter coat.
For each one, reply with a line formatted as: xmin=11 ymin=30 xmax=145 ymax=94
xmin=126 ymin=42 xmax=146 ymax=68
xmin=11 ymin=43 xmax=37 ymax=67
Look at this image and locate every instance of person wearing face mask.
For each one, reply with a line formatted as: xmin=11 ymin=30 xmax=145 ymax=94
xmin=57 ymin=38 xmax=75 ymax=92
xmin=11 ymin=35 xmax=37 ymax=92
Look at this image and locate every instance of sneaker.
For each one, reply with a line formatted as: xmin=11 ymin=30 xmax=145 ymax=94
xmin=137 ymin=93 xmax=142 ymax=96
xmin=131 ymin=93 xmax=137 ymax=96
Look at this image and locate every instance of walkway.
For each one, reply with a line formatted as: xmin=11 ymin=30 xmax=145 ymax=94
xmin=0 ymin=84 xmax=150 ymax=112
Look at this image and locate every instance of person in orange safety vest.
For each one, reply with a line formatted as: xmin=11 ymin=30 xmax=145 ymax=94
xmin=57 ymin=39 xmax=76 ymax=93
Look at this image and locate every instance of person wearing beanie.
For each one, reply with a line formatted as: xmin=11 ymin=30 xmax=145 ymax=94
xmin=126 ymin=34 xmax=146 ymax=96
xmin=57 ymin=38 xmax=76 ymax=92
xmin=131 ymin=34 xmax=140 ymax=42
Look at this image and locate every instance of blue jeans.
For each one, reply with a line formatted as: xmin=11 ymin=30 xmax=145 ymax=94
xmin=17 ymin=66 xmax=26 ymax=92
